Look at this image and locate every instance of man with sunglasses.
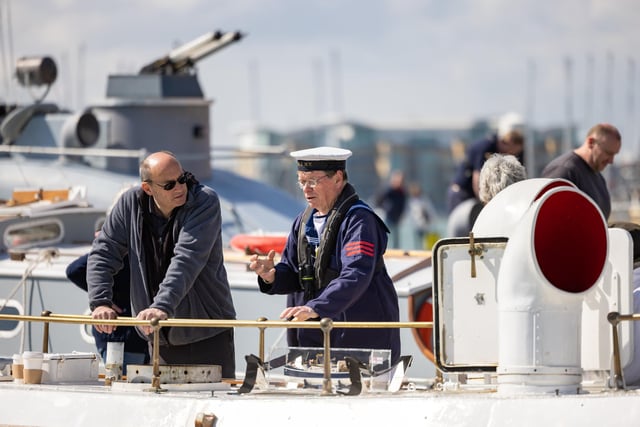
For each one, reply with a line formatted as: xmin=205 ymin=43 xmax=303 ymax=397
xmin=542 ymin=123 xmax=621 ymax=220
xmin=248 ymin=146 xmax=401 ymax=366
xmin=87 ymin=151 xmax=237 ymax=378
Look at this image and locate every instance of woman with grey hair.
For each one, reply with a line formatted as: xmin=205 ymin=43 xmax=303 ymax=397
xmin=478 ymin=154 xmax=527 ymax=204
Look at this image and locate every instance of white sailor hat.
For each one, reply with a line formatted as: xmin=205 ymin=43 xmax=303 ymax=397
xmin=497 ymin=112 xmax=525 ymax=139
xmin=290 ymin=146 xmax=352 ymax=171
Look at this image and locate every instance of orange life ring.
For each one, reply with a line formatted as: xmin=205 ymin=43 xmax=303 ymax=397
xmin=408 ymin=288 xmax=435 ymax=364
xmin=416 ymin=300 xmax=433 ymax=355
xmin=229 ymin=233 xmax=288 ymax=255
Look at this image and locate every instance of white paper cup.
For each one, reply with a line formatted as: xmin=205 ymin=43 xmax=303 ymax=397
xmin=12 ymin=353 xmax=23 ymax=382
xmin=22 ymin=351 xmax=44 ymax=384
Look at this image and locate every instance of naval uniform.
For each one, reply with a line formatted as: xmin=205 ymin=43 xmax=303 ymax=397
xmin=258 ymin=183 xmax=401 ymax=364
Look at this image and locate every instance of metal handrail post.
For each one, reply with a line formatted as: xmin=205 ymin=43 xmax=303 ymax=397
xmin=41 ymin=310 xmax=51 ymax=353
xmin=320 ymin=318 xmax=334 ymax=396
xmin=257 ymin=317 xmax=267 ymax=362
xmin=149 ymin=318 xmax=164 ymax=392
xmin=607 ymin=311 xmax=624 ymax=389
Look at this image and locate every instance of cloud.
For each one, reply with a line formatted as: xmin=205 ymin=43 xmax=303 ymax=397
xmin=3 ymin=0 xmax=639 ymax=154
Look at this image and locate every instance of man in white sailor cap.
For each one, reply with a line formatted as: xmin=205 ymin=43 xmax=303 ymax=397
xmin=249 ymin=146 xmax=401 ymax=364
xmin=446 ymin=112 xmax=525 ymax=214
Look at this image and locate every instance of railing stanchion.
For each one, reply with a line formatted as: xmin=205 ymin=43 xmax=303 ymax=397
xmin=320 ymin=318 xmax=334 ymax=396
xmin=41 ymin=310 xmax=52 ymax=353
xmin=257 ymin=317 xmax=268 ymax=362
xmin=149 ymin=317 xmax=164 ymax=392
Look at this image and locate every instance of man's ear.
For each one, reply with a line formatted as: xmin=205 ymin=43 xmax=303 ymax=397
xmin=141 ymin=182 xmax=153 ymax=196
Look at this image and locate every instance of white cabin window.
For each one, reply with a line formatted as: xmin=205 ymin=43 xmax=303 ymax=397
xmin=0 ymin=299 xmax=23 ymax=338
xmin=4 ymin=219 xmax=64 ymax=249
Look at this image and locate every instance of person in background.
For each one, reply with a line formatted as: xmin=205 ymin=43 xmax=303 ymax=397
xmin=248 ymin=146 xmax=401 ymax=365
xmin=87 ymin=151 xmax=237 ymax=378
xmin=407 ymin=182 xmax=435 ymax=250
xmin=447 ymin=112 xmax=525 ymax=213
xmin=609 ymin=222 xmax=640 ymax=386
xmin=542 ymin=123 xmax=621 ymax=220
xmin=447 ymin=153 xmax=527 ymax=237
xmin=375 ymin=170 xmax=407 ymax=248
xmin=66 ymin=252 xmax=149 ymax=373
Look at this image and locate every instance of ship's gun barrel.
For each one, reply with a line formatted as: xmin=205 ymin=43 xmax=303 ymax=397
xmin=139 ymin=30 xmax=244 ymax=75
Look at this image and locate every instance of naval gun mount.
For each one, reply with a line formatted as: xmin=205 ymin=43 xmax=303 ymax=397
xmin=0 ymin=30 xmax=244 ymax=178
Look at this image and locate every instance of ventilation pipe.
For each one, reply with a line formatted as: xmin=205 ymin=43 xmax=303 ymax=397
xmin=495 ymin=186 xmax=608 ymax=394
xmin=62 ymin=111 xmax=100 ymax=148
xmin=472 ymin=178 xmax=575 ymax=238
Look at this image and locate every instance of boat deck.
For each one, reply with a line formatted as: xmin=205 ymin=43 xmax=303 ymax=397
xmin=1 ymin=377 xmax=639 ymax=427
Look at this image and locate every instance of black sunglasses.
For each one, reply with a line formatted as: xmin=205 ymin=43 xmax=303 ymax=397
xmin=146 ymin=171 xmax=189 ymax=191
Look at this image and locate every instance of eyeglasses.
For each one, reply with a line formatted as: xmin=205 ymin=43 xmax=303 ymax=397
xmin=297 ymin=175 xmax=329 ymax=189
xmin=146 ymin=171 xmax=189 ymax=191
xmin=594 ymin=139 xmax=618 ymax=157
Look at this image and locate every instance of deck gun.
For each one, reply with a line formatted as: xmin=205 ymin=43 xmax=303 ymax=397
xmin=139 ymin=30 xmax=244 ymax=75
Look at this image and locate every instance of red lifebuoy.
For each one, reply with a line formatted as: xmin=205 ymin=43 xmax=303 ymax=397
xmin=229 ymin=233 xmax=288 ymax=255
xmin=416 ymin=300 xmax=433 ymax=354
xmin=408 ymin=288 xmax=435 ymax=364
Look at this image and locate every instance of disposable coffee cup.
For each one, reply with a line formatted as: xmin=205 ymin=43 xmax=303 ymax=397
xmin=12 ymin=353 xmax=23 ymax=383
xmin=22 ymin=351 xmax=44 ymax=384
xmin=105 ymin=341 xmax=124 ymax=381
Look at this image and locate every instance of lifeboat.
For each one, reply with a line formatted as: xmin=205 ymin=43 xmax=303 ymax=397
xmin=230 ymin=232 xmax=288 ymax=255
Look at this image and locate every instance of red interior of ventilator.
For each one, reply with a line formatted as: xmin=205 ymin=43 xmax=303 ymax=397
xmin=533 ymin=190 xmax=607 ymax=294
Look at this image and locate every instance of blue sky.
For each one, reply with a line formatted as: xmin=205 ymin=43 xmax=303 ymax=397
xmin=3 ymin=0 xmax=640 ymax=156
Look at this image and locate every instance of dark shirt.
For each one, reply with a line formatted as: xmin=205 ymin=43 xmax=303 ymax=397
xmin=143 ymin=196 xmax=176 ymax=299
xmin=541 ymin=151 xmax=611 ymax=219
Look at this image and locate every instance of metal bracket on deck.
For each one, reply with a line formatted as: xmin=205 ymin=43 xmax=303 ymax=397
xmin=468 ymin=232 xmax=483 ymax=278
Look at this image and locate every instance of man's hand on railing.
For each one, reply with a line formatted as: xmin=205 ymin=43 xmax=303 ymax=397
xmin=136 ymin=308 xmax=168 ymax=335
xmin=280 ymin=305 xmax=318 ymax=322
xmin=92 ymin=305 xmax=118 ymax=334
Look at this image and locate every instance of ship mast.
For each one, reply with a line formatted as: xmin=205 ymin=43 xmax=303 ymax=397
xmin=0 ymin=0 xmax=16 ymax=103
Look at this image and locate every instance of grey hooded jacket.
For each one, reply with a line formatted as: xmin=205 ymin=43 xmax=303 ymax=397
xmin=87 ymin=183 xmax=236 ymax=346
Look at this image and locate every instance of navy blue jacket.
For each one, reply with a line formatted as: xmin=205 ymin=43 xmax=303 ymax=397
xmin=258 ymin=193 xmax=401 ymax=364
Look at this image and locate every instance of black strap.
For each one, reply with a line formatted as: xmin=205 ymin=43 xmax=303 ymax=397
xmin=236 ymin=354 xmax=263 ymax=394
xmin=337 ymin=356 xmax=365 ymax=396
xmin=297 ymin=184 xmax=360 ymax=299
xmin=236 ymin=352 xmax=412 ymax=395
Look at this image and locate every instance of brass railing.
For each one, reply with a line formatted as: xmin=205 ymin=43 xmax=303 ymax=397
xmin=0 ymin=312 xmax=432 ymax=395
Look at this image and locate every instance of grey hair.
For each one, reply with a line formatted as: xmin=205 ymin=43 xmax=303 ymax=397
xmin=478 ymin=154 xmax=527 ymax=204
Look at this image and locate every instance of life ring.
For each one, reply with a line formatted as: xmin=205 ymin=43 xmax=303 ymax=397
xmin=408 ymin=287 xmax=434 ymax=364
xmin=229 ymin=233 xmax=288 ymax=255
xmin=416 ymin=299 xmax=433 ymax=356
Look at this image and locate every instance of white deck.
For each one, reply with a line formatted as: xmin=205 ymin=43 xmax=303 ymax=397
xmin=0 ymin=379 xmax=639 ymax=427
